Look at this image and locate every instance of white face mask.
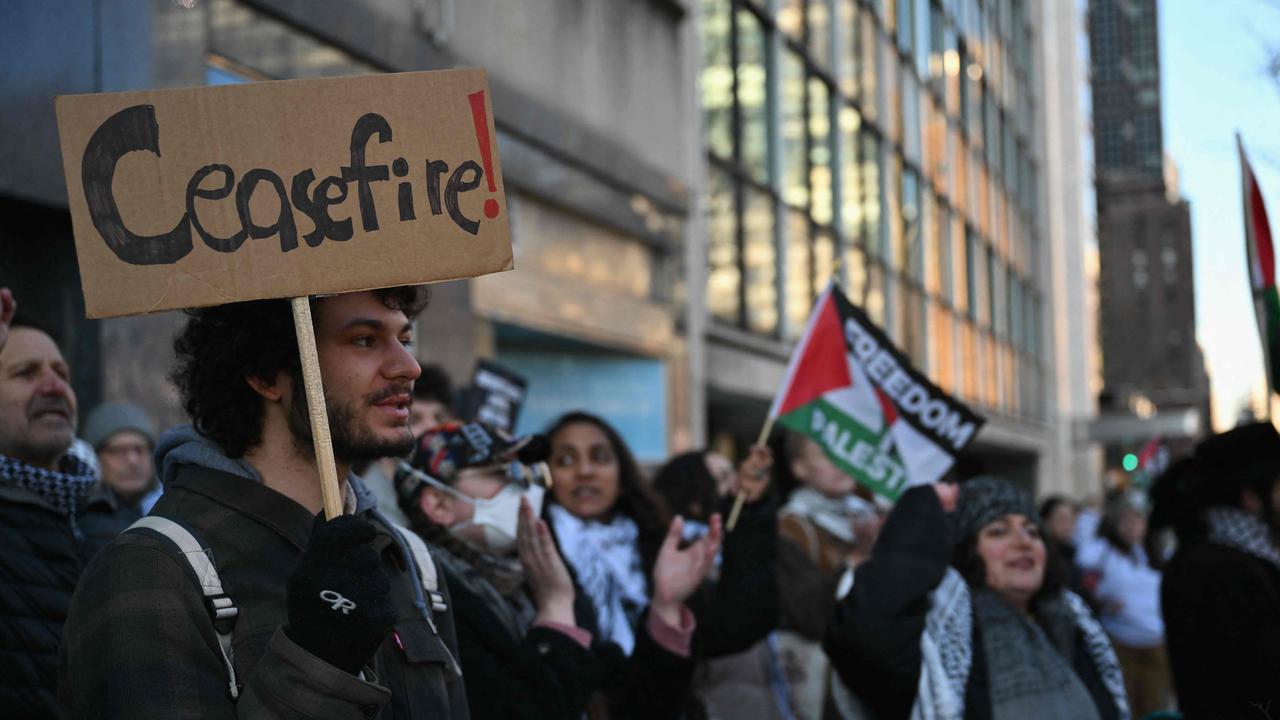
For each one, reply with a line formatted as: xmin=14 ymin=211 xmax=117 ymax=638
xmin=454 ymin=481 xmax=546 ymax=555
xmin=401 ymin=462 xmax=547 ymax=556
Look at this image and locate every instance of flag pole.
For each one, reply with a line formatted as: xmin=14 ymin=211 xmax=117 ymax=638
xmin=726 ymin=417 xmax=775 ymax=531
xmin=291 ymin=297 xmax=345 ymax=520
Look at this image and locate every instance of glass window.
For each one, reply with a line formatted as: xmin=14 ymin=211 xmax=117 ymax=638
xmin=839 ymin=0 xmax=860 ymax=99
xmin=744 ymin=187 xmax=778 ymax=335
xmin=987 ymin=249 xmax=1000 ymax=336
xmin=859 ymin=8 xmax=879 ymax=121
xmin=737 ymin=9 xmax=770 ymax=184
xmin=885 ymin=155 xmax=902 ymax=268
xmin=862 ymin=130 xmax=884 ymax=256
xmin=902 ymin=71 xmax=922 ymax=165
xmin=814 ymin=228 xmax=837 ymax=292
xmin=846 ymin=243 xmax=867 ymax=303
xmin=809 ymin=0 xmax=834 ymax=71
xmin=781 ymin=49 xmax=809 ymax=208
xmin=839 ymin=106 xmax=864 ymax=244
xmin=809 ymin=77 xmax=834 ymax=224
xmin=707 ymin=164 xmax=740 ymax=324
xmin=896 ymin=0 xmax=913 ymax=57
xmin=865 ymin=261 xmax=886 ymax=325
xmin=777 ymin=0 xmax=804 ymax=42
xmin=701 ymin=0 xmax=734 ymax=160
xmin=901 ymin=168 xmax=923 ymax=282
xmin=965 ymin=227 xmax=980 ymax=322
xmin=922 ymin=190 xmax=940 ymax=294
xmin=785 ymin=210 xmax=812 ymax=339
xmin=928 ymin=1 xmax=946 ymax=98
xmin=1009 ymin=271 xmax=1022 ymax=351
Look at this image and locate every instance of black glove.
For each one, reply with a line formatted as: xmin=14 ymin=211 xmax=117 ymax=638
xmin=285 ymin=513 xmax=396 ymax=674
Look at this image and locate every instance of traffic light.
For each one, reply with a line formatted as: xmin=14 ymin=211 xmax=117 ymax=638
xmin=1121 ymin=453 xmax=1139 ymax=473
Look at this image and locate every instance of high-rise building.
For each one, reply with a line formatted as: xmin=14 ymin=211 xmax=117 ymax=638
xmin=694 ymin=0 xmax=1099 ymax=493
xmin=1087 ymin=0 xmax=1209 ymax=429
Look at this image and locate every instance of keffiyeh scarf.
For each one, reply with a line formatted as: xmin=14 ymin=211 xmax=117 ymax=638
xmin=0 ymin=452 xmax=97 ymax=538
xmin=547 ymin=503 xmax=648 ymax=655
xmin=782 ymin=487 xmax=877 ymax=544
xmin=1206 ymin=506 xmax=1280 ymax=572
xmin=909 ymin=569 xmax=1130 ymax=720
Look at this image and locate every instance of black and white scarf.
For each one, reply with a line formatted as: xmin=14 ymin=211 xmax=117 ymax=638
xmin=0 ymin=452 xmax=98 ymax=538
xmin=547 ymin=503 xmax=648 ymax=655
xmin=1206 ymin=506 xmax=1280 ymax=572
xmin=909 ymin=569 xmax=1130 ymax=720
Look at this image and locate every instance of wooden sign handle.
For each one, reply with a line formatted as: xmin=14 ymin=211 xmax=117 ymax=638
xmin=726 ymin=417 xmax=775 ymax=531
xmin=291 ymin=297 xmax=344 ymax=520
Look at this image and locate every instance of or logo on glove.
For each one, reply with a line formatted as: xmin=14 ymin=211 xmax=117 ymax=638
xmin=320 ymin=590 xmax=357 ymax=615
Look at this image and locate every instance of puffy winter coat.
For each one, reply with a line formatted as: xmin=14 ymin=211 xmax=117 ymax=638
xmin=0 ymin=478 xmax=134 ymax=719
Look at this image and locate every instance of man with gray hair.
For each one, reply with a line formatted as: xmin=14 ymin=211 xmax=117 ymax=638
xmin=0 ymin=288 xmax=133 ymax=719
xmin=83 ymin=401 xmax=162 ymax=515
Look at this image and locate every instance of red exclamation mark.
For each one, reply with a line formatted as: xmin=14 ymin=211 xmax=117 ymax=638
xmin=467 ymin=90 xmax=500 ymax=219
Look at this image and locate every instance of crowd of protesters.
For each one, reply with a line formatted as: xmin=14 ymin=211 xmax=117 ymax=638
xmin=2 ymin=284 xmax=1279 ymax=719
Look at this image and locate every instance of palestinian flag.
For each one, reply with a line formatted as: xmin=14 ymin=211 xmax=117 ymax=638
xmin=1240 ymin=135 xmax=1280 ymax=395
xmin=768 ymin=282 xmax=985 ymax=499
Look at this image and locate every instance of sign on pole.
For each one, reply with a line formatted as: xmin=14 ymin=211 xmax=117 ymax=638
xmin=460 ymin=360 xmax=528 ymax=435
xmin=55 ymin=68 xmax=512 ymax=318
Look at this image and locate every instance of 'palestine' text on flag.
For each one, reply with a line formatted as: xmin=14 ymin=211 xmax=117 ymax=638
xmin=767 ymin=282 xmax=985 ymax=499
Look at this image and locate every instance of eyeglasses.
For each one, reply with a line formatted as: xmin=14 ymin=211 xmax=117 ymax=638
xmin=100 ymin=444 xmax=150 ymax=459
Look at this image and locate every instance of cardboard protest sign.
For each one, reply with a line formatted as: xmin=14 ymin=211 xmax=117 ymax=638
xmin=766 ymin=282 xmax=984 ymax=500
xmin=55 ymin=68 xmax=512 ymax=318
xmin=460 ymin=359 xmax=528 ymax=434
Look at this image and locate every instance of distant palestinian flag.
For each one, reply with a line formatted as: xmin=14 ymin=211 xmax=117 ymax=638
xmin=1240 ymin=135 xmax=1280 ymax=395
xmin=768 ymin=282 xmax=985 ymax=499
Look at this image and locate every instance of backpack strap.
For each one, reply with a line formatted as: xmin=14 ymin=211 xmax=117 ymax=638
xmin=391 ymin=523 xmax=448 ymax=613
xmin=126 ymin=516 xmax=241 ymax=700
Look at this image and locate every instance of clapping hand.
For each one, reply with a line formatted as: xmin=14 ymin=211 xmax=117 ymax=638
xmin=651 ymin=513 xmax=722 ymax=627
xmin=517 ymin=497 xmax=577 ymax=626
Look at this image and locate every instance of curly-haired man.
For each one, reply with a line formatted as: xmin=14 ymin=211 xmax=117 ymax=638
xmin=60 ymin=288 xmax=471 ymax=718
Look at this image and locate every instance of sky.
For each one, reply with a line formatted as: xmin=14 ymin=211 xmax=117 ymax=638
xmin=1160 ymin=0 xmax=1280 ymax=429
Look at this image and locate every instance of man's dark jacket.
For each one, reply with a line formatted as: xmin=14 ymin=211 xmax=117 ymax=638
xmin=0 ymin=471 xmax=133 ymax=720
xmin=1162 ymin=538 xmax=1280 ymax=719
xmin=59 ymin=464 xmax=470 ymax=719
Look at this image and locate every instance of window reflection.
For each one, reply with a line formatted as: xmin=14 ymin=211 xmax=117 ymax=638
xmin=814 ymin=229 xmax=837 ymax=294
xmin=840 ymin=106 xmax=864 ymax=244
xmin=809 ymin=78 xmax=834 ymax=225
xmin=701 ymin=0 xmax=734 ymax=160
xmin=785 ymin=210 xmax=811 ymax=339
xmin=781 ymin=50 xmax=808 ymax=208
xmin=743 ymin=188 xmax=778 ymax=334
xmin=809 ymin=0 xmax=833 ymax=70
xmin=738 ymin=9 xmax=769 ymax=184
xmin=707 ymin=166 xmax=740 ymax=324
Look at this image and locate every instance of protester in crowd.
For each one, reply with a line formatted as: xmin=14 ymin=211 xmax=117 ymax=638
xmin=1076 ymin=491 xmax=1168 ymax=717
xmin=397 ymin=421 xmax=712 ymax=719
xmin=1040 ymin=494 xmax=1096 ymax=608
xmin=543 ymin=411 xmax=775 ymax=717
xmin=82 ymin=401 xmax=162 ymax=516
xmin=651 ymin=446 xmax=778 ymax=720
xmin=764 ymin=431 xmax=883 ymax=719
xmin=1040 ymin=495 xmax=1078 ymax=565
xmin=1151 ymin=423 xmax=1280 ymax=717
xmin=361 ymin=361 xmax=458 ymax=525
xmin=61 ymin=288 xmax=471 ymax=718
xmin=825 ymin=476 xmax=1129 ymax=720
xmin=0 ymin=289 xmax=135 ymax=719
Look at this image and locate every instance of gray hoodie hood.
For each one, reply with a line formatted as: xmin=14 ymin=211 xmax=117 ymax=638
xmin=155 ymin=424 xmax=377 ymax=512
